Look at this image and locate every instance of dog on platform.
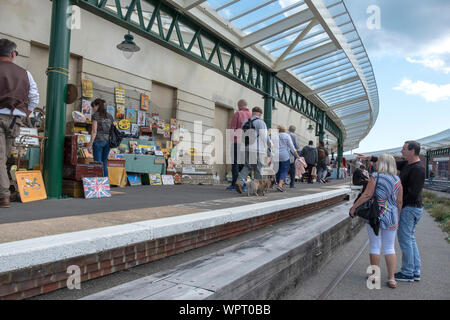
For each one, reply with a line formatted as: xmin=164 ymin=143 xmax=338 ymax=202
xmin=245 ymin=176 xmax=275 ymax=196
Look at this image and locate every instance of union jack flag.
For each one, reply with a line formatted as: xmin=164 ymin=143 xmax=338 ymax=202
xmin=82 ymin=177 xmax=111 ymax=199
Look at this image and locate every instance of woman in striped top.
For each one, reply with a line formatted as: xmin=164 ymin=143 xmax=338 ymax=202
xmin=349 ymin=154 xmax=403 ymax=288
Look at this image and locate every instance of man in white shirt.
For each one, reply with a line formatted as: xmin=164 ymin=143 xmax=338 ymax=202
xmin=0 ymin=38 xmax=39 ymax=207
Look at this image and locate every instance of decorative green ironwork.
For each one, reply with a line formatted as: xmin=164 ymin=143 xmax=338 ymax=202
xmin=325 ymin=114 xmax=342 ymax=140
xmin=427 ymin=147 xmax=450 ymax=157
xmin=76 ymin=0 xmax=343 ymax=139
xmin=273 ymin=78 xmax=325 ymax=126
xmin=77 ymin=0 xmax=266 ymax=92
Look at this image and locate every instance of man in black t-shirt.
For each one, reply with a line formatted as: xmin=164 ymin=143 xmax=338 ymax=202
xmin=357 ymin=140 xmax=425 ymax=283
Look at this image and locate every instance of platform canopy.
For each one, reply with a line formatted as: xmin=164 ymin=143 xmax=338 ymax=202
xmin=164 ymin=0 xmax=379 ymax=150
xmin=345 ymin=129 xmax=450 ymax=159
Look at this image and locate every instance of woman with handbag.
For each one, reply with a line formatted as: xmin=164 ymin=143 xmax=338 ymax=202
xmin=88 ymin=98 xmax=114 ymax=177
xmin=349 ymin=154 xmax=403 ymax=288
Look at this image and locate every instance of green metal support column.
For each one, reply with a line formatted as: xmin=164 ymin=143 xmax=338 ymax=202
xmin=319 ymin=111 xmax=325 ymax=142
xmin=44 ymin=0 xmax=72 ymax=199
xmin=263 ymin=72 xmax=275 ymax=128
xmin=336 ymin=137 xmax=343 ymax=179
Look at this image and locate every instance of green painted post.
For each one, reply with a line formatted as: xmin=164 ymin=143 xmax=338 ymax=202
xmin=319 ymin=110 xmax=325 ymax=142
xmin=263 ymin=72 xmax=275 ymax=128
xmin=44 ymin=0 xmax=72 ymax=199
xmin=425 ymin=150 xmax=430 ymax=178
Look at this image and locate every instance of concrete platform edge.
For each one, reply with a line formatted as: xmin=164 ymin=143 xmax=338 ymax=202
xmin=0 ymin=188 xmax=350 ymax=274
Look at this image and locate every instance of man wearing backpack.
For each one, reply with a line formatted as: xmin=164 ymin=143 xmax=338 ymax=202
xmin=300 ymin=140 xmax=318 ymax=184
xmin=235 ymin=107 xmax=271 ymax=194
xmin=227 ymin=99 xmax=252 ymax=191
xmin=316 ymin=141 xmax=329 ymax=183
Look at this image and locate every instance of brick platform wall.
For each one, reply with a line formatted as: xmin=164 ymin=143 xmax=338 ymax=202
xmin=0 ymin=195 xmax=346 ymax=300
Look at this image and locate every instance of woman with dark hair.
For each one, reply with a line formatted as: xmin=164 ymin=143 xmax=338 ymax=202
xmin=88 ymin=98 xmax=113 ymax=177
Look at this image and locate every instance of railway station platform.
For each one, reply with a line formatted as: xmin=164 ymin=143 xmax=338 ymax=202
xmin=0 ymin=179 xmax=361 ymax=300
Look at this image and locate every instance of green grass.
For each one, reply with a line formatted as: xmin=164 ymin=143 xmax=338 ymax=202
xmin=423 ymin=191 xmax=450 ymax=242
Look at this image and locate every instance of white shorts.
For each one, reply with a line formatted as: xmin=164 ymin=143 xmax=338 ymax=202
xmin=366 ymin=224 xmax=396 ymax=255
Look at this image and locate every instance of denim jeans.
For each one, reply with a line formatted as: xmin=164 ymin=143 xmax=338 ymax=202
xmin=289 ymin=161 xmax=296 ymax=187
xmin=231 ymin=143 xmax=243 ymax=186
xmin=93 ymin=140 xmax=110 ymax=177
xmin=276 ymin=160 xmax=290 ymax=183
xmin=398 ymin=206 xmax=423 ymax=276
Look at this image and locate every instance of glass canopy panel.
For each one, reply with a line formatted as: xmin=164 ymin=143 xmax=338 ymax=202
xmin=199 ymin=0 xmax=379 ymax=150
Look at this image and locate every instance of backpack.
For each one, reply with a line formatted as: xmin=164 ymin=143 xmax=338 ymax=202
xmin=109 ymin=122 xmax=124 ymax=148
xmin=242 ymin=118 xmax=258 ymax=146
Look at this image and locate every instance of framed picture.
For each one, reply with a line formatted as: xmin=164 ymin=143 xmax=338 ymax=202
xmin=126 ymin=108 xmax=136 ymax=123
xmin=115 ymin=86 xmax=126 ymax=104
xmin=151 ymin=113 xmax=159 ymax=128
xmin=116 ymin=104 xmax=125 ymax=119
xmin=81 ymin=79 xmax=93 ymax=98
xmin=82 ymin=177 xmax=111 ymax=199
xmin=81 ymin=100 xmax=92 ymax=121
xmin=137 ymin=111 xmax=146 ymax=126
xmin=150 ymin=174 xmax=162 ymax=185
xmin=15 ymin=170 xmax=47 ymax=203
xmin=127 ymin=174 xmax=142 ymax=186
xmin=162 ymin=175 xmax=174 ymax=185
xmin=157 ymin=120 xmax=165 ymax=135
xmin=146 ymin=117 xmax=152 ymax=127
xmin=170 ymin=118 xmax=177 ymax=132
xmin=140 ymin=93 xmax=149 ymax=111
xmin=173 ymin=174 xmax=182 ymax=184
xmin=131 ymin=124 xmax=139 ymax=136
xmin=107 ymin=105 xmax=115 ymax=119
xmin=163 ymin=123 xmax=170 ymax=138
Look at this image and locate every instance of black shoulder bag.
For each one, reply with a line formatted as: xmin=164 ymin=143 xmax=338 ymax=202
xmin=109 ymin=121 xmax=124 ymax=148
xmin=355 ymin=174 xmax=381 ymax=235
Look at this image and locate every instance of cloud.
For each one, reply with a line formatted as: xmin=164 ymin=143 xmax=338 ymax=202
xmin=394 ymin=78 xmax=450 ymax=102
xmin=345 ymin=0 xmax=450 ymax=59
xmin=405 ymin=36 xmax=450 ymax=74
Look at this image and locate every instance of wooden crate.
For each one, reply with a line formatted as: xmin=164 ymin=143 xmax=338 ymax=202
xmin=62 ymin=179 xmax=84 ymax=198
xmin=63 ymin=162 xmax=103 ymax=181
xmin=107 ymin=159 xmax=126 ymax=167
xmin=64 ymin=135 xmax=78 ymax=166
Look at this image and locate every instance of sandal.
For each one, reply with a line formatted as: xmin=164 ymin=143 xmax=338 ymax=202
xmin=387 ymin=279 xmax=397 ymax=289
xmin=276 ymin=185 xmax=284 ymax=192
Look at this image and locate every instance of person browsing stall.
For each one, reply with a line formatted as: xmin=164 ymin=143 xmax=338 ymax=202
xmin=88 ymin=98 xmax=114 ymax=177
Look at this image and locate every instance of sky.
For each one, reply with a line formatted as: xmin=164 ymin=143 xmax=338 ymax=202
xmin=208 ymin=0 xmax=450 ymax=154
xmin=343 ymin=0 xmax=450 ymax=154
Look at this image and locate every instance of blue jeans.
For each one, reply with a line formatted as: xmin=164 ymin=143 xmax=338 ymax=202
xmin=289 ymin=161 xmax=296 ymax=187
xmin=398 ymin=206 xmax=423 ymax=276
xmin=276 ymin=160 xmax=290 ymax=183
xmin=231 ymin=143 xmax=243 ymax=186
xmin=93 ymin=141 xmax=110 ymax=177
